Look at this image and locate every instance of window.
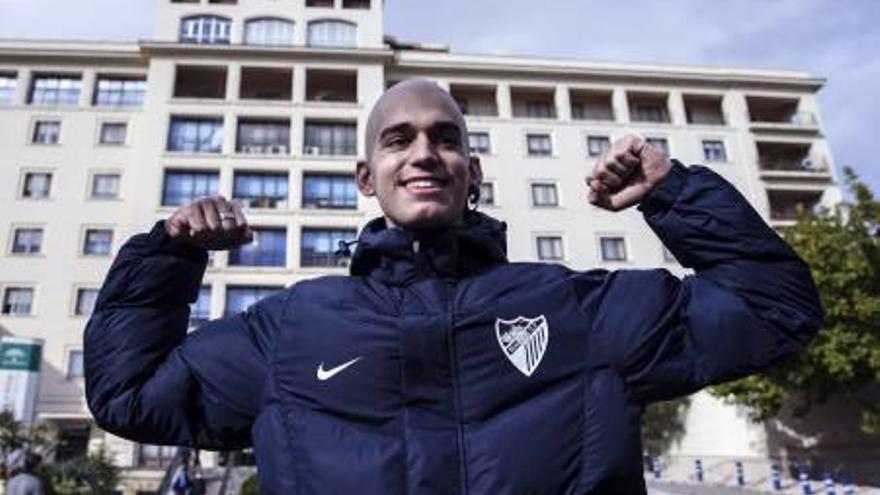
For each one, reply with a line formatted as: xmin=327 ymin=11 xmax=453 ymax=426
xmin=531 ymin=183 xmax=558 ymax=207
xmin=305 ymin=69 xmax=357 ymax=102
xmin=162 ymin=170 xmax=219 ymax=206
xmin=236 ymin=119 xmax=290 ymax=154
xmin=468 ymin=132 xmax=491 ymax=154
xmin=645 ymin=138 xmax=669 ymax=155
xmin=66 ymin=350 xmax=84 ymax=379
xmin=240 ymin=67 xmax=292 ymax=100
xmin=628 ymin=93 xmax=670 ymax=123
xmin=307 ymin=20 xmax=357 ymax=48
xmin=587 ymin=136 xmax=610 ymax=158
xmin=244 ymin=18 xmax=294 ymax=46
xmin=300 ymin=228 xmax=357 ymax=267
xmin=526 ymin=134 xmax=552 ymax=156
xmin=225 ymin=286 xmax=282 ymax=316
xmin=83 ymin=229 xmax=113 ymax=256
xmin=99 ymin=122 xmax=127 ymax=145
xmin=342 ymin=0 xmax=370 ymax=8
xmin=684 ymin=95 xmax=725 ymax=125
xmin=478 ymin=182 xmax=495 ymax=206
xmin=168 ymin=117 xmax=223 ymax=153
xmin=75 ymin=288 xmax=98 ymax=316
xmin=0 ymin=74 xmax=17 ymax=105
xmin=12 ymin=228 xmax=43 ymax=254
xmin=32 ymin=120 xmax=61 ymax=145
xmin=91 ymin=174 xmax=121 ymax=199
xmin=512 ymin=88 xmax=556 ymax=119
xmin=230 ymin=228 xmax=287 ymax=267
xmin=180 ymin=15 xmax=231 ymax=44
xmin=450 ymin=84 xmax=498 ymax=117
xmin=190 ymin=286 xmax=211 ymax=327
xmin=2 ymin=287 xmax=33 ymax=315
xmin=302 ymin=173 xmax=357 ymax=209
xmin=22 ymin=172 xmax=52 ymax=199
xmin=93 ymin=77 xmax=146 ymax=107
xmin=233 ymin=172 xmax=289 ymax=208
xmin=303 ymin=121 xmax=357 ymax=156
xmin=29 ymin=74 xmax=81 ymax=106
xmin=306 ymin=0 xmax=334 ymax=6
xmin=536 ymin=236 xmax=563 ymax=261
xmin=702 ymin=140 xmax=728 ymax=162
xmin=570 ymin=90 xmax=614 ymax=121
xmin=173 ymin=65 xmax=227 ymax=99
xmin=600 ymin=236 xmax=627 ymax=261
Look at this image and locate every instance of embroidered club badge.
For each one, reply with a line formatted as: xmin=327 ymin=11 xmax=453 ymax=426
xmin=495 ymin=315 xmax=549 ymax=377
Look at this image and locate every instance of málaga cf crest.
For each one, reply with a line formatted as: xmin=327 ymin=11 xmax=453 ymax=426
xmin=495 ymin=315 xmax=549 ymax=377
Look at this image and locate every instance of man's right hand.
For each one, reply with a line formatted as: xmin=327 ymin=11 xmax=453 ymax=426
xmin=164 ymin=196 xmax=253 ymax=251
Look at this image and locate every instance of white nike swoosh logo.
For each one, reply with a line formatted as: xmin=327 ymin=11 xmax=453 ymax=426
xmin=316 ymin=356 xmax=362 ymax=381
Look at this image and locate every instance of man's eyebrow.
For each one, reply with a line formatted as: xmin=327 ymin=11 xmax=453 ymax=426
xmin=378 ymin=122 xmax=414 ymax=141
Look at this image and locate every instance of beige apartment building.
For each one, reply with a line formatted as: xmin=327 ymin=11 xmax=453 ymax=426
xmin=0 ymin=0 xmax=841 ymax=491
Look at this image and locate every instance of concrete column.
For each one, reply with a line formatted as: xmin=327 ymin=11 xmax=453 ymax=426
xmin=667 ymin=89 xmax=686 ymax=126
xmin=14 ymin=68 xmax=30 ymax=105
xmin=555 ymin=84 xmax=571 ymax=121
xmin=612 ymin=88 xmax=629 ymax=123
xmin=496 ymin=83 xmax=512 ymax=119
xmin=79 ymin=70 xmax=97 ymax=108
xmin=226 ymin=62 xmax=241 ymax=101
xmin=293 ymin=65 xmax=306 ymax=104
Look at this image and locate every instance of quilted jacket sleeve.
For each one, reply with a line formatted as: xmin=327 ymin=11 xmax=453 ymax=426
xmin=584 ymin=160 xmax=824 ymax=402
xmin=84 ymin=221 xmax=288 ymax=449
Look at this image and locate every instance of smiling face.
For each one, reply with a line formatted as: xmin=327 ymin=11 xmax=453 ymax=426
xmin=356 ymin=79 xmax=482 ymax=230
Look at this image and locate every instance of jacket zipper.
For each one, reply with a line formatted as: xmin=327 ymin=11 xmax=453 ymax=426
xmin=443 ymin=279 xmax=468 ymax=494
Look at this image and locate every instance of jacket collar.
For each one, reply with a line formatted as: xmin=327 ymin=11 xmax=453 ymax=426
xmin=349 ymin=211 xmax=508 ymax=286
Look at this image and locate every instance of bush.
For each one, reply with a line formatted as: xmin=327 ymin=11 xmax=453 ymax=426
xmin=240 ymin=473 xmax=262 ymax=495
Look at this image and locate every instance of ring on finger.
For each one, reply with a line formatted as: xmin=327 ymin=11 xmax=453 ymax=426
xmin=220 ymin=212 xmax=236 ymax=222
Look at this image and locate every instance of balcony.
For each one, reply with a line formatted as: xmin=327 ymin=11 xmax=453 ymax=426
xmin=628 ymin=92 xmax=670 ymax=123
xmin=450 ymin=84 xmax=498 ymax=117
xmin=747 ymin=96 xmax=818 ymax=133
xmin=240 ymin=67 xmax=292 ymax=101
xmin=306 ymin=69 xmax=357 ymax=103
xmin=767 ymin=189 xmax=823 ymax=226
xmin=757 ymin=142 xmax=831 ymax=182
xmin=684 ymin=95 xmax=725 ymax=125
xmin=570 ymin=89 xmax=614 ymax=121
xmin=511 ymin=87 xmax=556 ymax=119
xmin=236 ymin=118 xmax=291 ymax=155
xmin=173 ymin=65 xmax=227 ymax=99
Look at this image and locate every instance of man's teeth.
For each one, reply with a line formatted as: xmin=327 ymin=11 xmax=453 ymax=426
xmin=408 ymin=179 xmax=441 ymax=189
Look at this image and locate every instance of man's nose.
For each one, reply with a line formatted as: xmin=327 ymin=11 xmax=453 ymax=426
xmin=409 ymin=133 xmax=440 ymax=167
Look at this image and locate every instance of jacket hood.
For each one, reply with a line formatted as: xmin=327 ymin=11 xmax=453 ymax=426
xmin=349 ymin=211 xmax=508 ymax=286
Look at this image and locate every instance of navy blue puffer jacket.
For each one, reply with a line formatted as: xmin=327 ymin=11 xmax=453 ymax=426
xmin=85 ymin=161 xmax=823 ymax=494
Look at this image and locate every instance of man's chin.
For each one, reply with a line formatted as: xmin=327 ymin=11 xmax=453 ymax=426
xmin=390 ymin=209 xmax=461 ymax=230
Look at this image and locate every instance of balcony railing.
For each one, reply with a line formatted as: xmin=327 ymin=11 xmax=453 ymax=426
xmin=759 ymin=157 xmax=828 ymax=173
xmin=750 ymin=111 xmax=818 ymax=126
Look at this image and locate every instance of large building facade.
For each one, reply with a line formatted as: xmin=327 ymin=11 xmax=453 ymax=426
xmin=0 ymin=0 xmax=841 ymax=491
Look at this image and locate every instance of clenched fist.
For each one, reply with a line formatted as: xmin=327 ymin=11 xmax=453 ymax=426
xmin=164 ymin=196 xmax=253 ymax=251
xmin=586 ymin=135 xmax=672 ymax=212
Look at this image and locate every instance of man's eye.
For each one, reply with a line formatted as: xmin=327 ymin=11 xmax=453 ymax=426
xmin=385 ymin=136 xmax=407 ymax=147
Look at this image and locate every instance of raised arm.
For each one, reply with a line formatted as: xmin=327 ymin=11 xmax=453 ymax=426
xmin=579 ymin=136 xmax=823 ymax=402
xmin=84 ymin=197 xmax=286 ymax=449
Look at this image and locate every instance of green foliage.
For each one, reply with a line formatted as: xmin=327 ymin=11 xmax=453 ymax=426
xmin=0 ymin=410 xmax=59 ymax=459
xmin=711 ymin=166 xmax=880 ymax=434
xmin=43 ymin=446 xmax=120 ymax=495
xmin=240 ymin=473 xmax=262 ymax=495
xmin=642 ymin=398 xmax=691 ymax=456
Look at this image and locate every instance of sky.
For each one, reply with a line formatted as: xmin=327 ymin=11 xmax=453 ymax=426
xmin=0 ymin=0 xmax=877 ymax=194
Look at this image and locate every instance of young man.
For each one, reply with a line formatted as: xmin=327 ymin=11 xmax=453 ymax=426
xmin=85 ymin=79 xmax=823 ymax=494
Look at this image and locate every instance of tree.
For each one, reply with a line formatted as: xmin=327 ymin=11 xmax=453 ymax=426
xmin=43 ymin=446 xmax=120 ymax=495
xmin=711 ymin=166 xmax=880 ymax=434
xmin=642 ymin=398 xmax=691 ymax=456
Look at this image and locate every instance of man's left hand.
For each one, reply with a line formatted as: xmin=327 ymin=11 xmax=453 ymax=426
xmin=586 ymin=134 xmax=672 ymax=212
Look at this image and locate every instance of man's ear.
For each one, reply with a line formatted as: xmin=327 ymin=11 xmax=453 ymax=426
xmin=468 ymin=155 xmax=484 ymax=188
xmin=356 ymin=159 xmax=376 ymax=196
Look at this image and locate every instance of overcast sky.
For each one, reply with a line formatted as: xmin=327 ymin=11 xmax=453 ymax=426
xmin=1 ymin=0 xmax=877 ymax=194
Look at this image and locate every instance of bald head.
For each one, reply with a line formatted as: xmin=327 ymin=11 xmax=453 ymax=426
xmin=365 ymin=78 xmax=469 ymax=162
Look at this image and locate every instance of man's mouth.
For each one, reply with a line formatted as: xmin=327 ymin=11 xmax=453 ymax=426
xmin=399 ymin=176 xmax=449 ymax=192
